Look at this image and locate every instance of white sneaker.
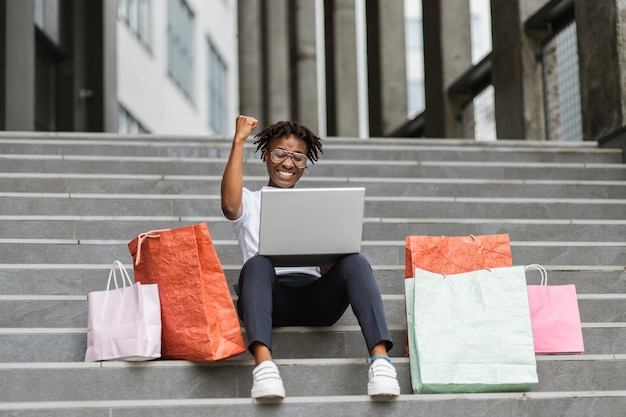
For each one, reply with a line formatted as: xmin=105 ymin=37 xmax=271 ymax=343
xmin=251 ymin=361 xmax=285 ymax=399
xmin=367 ymin=357 xmax=400 ymax=397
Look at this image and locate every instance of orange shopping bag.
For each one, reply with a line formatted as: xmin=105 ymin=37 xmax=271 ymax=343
xmin=128 ymin=223 xmax=246 ymax=361
xmin=405 ymin=234 xmax=513 ymax=278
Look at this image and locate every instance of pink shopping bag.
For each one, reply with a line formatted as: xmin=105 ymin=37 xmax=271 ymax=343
xmin=85 ymin=260 xmax=162 ymax=361
xmin=525 ymin=264 xmax=585 ymax=354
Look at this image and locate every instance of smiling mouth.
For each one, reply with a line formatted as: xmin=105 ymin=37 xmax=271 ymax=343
xmin=277 ymin=170 xmax=295 ymax=178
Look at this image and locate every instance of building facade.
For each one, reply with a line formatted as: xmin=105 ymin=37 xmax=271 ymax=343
xmin=2 ymin=0 xmax=626 ymax=148
xmin=0 ymin=0 xmax=238 ymax=135
xmin=238 ymin=0 xmax=626 ymax=147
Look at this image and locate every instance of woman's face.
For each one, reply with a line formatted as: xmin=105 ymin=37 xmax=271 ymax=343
xmin=264 ymin=134 xmax=308 ymax=188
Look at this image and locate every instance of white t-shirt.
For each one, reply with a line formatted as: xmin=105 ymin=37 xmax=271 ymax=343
xmin=230 ymin=186 xmax=321 ymax=277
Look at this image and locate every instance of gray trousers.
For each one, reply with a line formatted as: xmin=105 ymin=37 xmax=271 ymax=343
xmin=236 ymin=254 xmax=393 ymax=355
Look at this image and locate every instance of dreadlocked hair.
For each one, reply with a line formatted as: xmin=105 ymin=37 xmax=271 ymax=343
xmin=253 ymin=120 xmax=323 ymax=164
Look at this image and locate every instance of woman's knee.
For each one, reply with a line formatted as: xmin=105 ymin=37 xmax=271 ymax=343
xmin=336 ymin=253 xmax=372 ymax=275
xmin=240 ymin=256 xmax=274 ymax=279
xmin=242 ymin=255 xmax=274 ymax=269
xmin=238 ymin=256 xmax=276 ymax=293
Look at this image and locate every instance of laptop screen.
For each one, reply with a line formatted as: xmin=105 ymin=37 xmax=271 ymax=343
xmin=258 ymin=187 xmax=365 ymax=266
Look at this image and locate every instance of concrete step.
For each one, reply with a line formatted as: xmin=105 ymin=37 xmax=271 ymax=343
xmin=2 ymin=175 xmax=625 ymax=198
xmin=0 ymin=325 xmax=623 ymax=362
xmin=2 ymin=156 xmax=626 ymax=180
xmin=0 ymin=358 xmax=625 ymax=402
xmin=1 ymin=393 xmax=625 ymax=417
xmin=1 ymin=294 xmax=623 ymax=330
xmin=1 ymin=266 xmax=624 ymax=296
xmin=2 ymin=194 xmax=625 ymax=219
xmin=0 ymin=138 xmax=621 ymax=163
xmin=1 ymin=241 xmax=624 ymax=266
xmin=3 ymin=218 xmax=626 ymax=242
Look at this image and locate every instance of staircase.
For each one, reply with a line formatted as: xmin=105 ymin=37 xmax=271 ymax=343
xmin=0 ymin=132 xmax=625 ymax=416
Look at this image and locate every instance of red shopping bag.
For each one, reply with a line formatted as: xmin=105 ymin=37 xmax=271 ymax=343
xmin=405 ymin=234 xmax=513 ymax=278
xmin=128 ymin=223 xmax=246 ymax=361
xmin=525 ymin=264 xmax=585 ymax=354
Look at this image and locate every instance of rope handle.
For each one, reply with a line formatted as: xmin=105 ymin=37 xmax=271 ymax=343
xmin=105 ymin=260 xmax=133 ymax=291
xmin=434 ymin=265 xmax=547 ymax=284
xmin=525 ymin=263 xmax=547 ymax=285
xmin=134 ymin=228 xmax=172 ymax=265
xmin=439 ymin=234 xmax=476 ymax=241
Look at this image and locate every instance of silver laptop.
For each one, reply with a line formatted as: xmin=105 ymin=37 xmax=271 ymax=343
xmin=258 ymin=187 xmax=365 ymax=266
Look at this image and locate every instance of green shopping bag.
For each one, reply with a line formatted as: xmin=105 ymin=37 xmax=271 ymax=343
xmin=406 ymin=266 xmax=538 ymax=394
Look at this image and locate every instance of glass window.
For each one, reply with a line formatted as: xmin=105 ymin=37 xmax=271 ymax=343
xmin=118 ymin=0 xmax=152 ymax=46
xmin=473 ymin=85 xmax=496 ymax=141
xmin=167 ymin=0 xmax=195 ymax=99
xmin=34 ymin=0 xmax=61 ymax=47
xmin=207 ymin=40 xmax=228 ymax=134
xmin=469 ymin=0 xmax=492 ymax=64
xmin=118 ymin=105 xmax=149 ymax=134
xmin=404 ymin=0 xmax=425 ymax=117
xmin=542 ymin=21 xmax=582 ymax=141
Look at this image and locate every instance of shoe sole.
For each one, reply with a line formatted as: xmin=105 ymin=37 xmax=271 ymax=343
xmin=368 ymin=384 xmax=400 ymax=397
xmin=252 ymin=387 xmax=286 ymax=399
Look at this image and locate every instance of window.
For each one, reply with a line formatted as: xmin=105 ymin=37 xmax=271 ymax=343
xmin=167 ymin=0 xmax=194 ymax=99
xmin=472 ymin=85 xmax=496 ymax=141
xmin=118 ymin=0 xmax=152 ymax=46
xmin=207 ymin=40 xmax=228 ymax=134
xmin=460 ymin=85 xmax=496 ymax=141
xmin=118 ymin=106 xmax=148 ymax=134
xmin=469 ymin=0 xmax=492 ymax=64
xmin=34 ymin=0 xmax=61 ymax=47
xmin=542 ymin=21 xmax=582 ymax=141
xmin=404 ymin=0 xmax=425 ymax=117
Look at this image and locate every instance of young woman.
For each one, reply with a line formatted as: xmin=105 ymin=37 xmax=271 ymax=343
xmin=221 ymin=115 xmax=400 ymax=400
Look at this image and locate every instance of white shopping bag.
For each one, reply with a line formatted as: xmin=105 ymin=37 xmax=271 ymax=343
xmin=85 ymin=260 xmax=161 ymax=361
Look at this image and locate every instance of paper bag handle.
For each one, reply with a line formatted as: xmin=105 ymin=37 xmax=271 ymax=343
xmin=525 ymin=264 xmax=547 ymax=286
xmin=106 ymin=260 xmax=134 ymax=290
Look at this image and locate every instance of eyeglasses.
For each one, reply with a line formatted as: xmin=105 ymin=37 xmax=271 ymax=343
xmin=269 ymin=148 xmax=308 ymax=168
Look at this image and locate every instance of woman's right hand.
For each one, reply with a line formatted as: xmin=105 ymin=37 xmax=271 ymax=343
xmin=234 ymin=115 xmax=258 ymax=143
xmin=221 ymin=115 xmax=258 ymax=220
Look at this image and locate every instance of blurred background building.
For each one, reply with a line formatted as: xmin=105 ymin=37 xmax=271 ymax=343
xmin=0 ymin=0 xmax=238 ymax=135
xmin=1 ymin=0 xmax=625 ymax=150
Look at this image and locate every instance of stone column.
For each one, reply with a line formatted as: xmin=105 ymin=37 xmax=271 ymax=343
xmin=422 ymin=0 xmax=472 ymax=138
xmin=575 ymin=0 xmax=626 ymax=140
xmin=294 ymin=0 xmax=319 ymax=129
xmin=238 ymin=0 xmax=265 ymax=125
xmin=102 ymin=0 xmax=118 ymax=132
xmin=0 ymin=0 xmax=35 ymax=130
xmin=265 ymin=0 xmax=291 ymax=123
xmin=490 ymin=0 xmax=545 ymax=140
xmin=370 ymin=0 xmax=407 ymax=136
xmin=332 ymin=0 xmax=360 ymax=137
